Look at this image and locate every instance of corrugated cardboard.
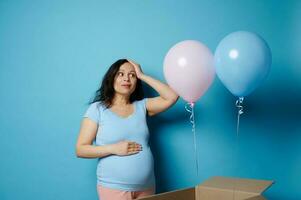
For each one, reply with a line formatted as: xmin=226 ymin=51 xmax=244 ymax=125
xmin=138 ymin=176 xmax=274 ymax=200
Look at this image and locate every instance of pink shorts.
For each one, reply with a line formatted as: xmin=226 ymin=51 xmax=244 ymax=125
xmin=97 ymin=185 xmax=155 ymax=200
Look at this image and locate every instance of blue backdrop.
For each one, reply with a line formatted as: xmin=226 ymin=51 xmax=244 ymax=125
xmin=0 ymin=0 xmax=300 ymax=199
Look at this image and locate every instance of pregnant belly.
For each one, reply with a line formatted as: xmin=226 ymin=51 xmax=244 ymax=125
xmin=97 ymin=146 xmax=154 ymax=185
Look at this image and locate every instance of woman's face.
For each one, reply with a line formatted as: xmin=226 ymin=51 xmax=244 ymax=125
xmin=113 ymin=62 xmax=137 ymax=96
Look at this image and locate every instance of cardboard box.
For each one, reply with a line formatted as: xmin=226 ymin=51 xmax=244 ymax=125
xmin=139 ymin=176 xmax=274 ymax=200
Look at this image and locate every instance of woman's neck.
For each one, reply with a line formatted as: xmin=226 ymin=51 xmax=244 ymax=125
xmin=112 ymin=93 xmax=130 ymax=106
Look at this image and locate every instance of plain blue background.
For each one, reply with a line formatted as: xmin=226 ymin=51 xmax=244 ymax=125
xmin=0 ymin=0 xmax=300 ymax=199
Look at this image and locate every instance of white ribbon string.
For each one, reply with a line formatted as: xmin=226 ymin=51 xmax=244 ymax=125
xmin=235 ymin=97 xmax=244 ymax=137
xmin=233 ymin=97 xmax=244 ymax=200
xmin=185 ymin=102 xmax=199 ymax=176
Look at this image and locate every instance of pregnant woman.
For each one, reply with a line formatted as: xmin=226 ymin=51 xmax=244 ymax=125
xmin=76 ymin=59 xmax=178 ymax=200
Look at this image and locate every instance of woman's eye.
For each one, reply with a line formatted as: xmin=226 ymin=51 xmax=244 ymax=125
xmin=129 ymin=73 xmax=136 ymax=78
xmin=118 ymin=72 xmax=124 ymax=76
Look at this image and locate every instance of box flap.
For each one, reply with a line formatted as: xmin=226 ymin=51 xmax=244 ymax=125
xmin=138 ymin=187 xmax=195 ymax=200
xmin=198 ymin=176 xmax=274 ymax=195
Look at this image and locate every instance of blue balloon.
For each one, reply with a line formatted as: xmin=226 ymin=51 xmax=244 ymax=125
xmin=214 ymin=31 xmax=272 ymax=97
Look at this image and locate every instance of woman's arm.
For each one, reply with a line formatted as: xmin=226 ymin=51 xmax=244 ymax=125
xmin=76 ymin=118 xmax=142 ymax=158
xmin=128 ymin=59 xmax=179 ymax=116
xmin=76 ymin=118 xmax=114 ymax=158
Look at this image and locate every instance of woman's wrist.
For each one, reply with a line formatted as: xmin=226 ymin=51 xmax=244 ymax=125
xmin=139 ymin=73 xmax=147 ymax=81
xmin=106 ymin=143 xmax=116 ymax=155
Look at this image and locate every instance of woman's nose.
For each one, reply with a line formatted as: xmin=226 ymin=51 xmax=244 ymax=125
xmin=123 ymin=75 xmax=130 ymax=81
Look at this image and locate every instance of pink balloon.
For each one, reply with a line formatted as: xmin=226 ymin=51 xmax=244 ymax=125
xmin=163 ymin=40 xmax=215 ymax=103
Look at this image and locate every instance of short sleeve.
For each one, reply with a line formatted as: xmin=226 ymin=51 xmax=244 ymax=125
xmin=141 ymin=98 xmax=148 ymax=115
xmin=83 ymin=102 xmax=101 ymax=124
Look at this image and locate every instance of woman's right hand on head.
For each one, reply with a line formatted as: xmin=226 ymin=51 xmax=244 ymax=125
xmin=111 ymin=140 xmax=142 ymax=156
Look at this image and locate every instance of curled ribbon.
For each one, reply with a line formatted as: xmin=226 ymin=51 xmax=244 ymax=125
xmin=185 ymin=102 xmax=199 ymax=176
xmin=235 ymin=97 xmax=244 ymax=136
xmin=233 ymin=97 xmax=244 ymax=200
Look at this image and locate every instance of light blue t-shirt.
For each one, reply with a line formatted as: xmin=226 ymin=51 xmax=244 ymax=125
xmin=83 ymin=98 xmax=155 ymax=191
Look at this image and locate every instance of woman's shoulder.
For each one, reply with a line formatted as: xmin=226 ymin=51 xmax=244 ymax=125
xmin=135 ymin=98 xmax=148 ymax=105
xmin=83 ymin=102 xmax=104 ymax=123
xmin=134 ymin=98 xmax=148 ymax=113
xmin=87 ymin=101 xmax=107 ymax=112
xmin=89 ymin=101 xmax=101 ymax=108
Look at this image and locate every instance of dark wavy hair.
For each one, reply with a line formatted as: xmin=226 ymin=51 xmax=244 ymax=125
xmin=90 ymin=59 xmax=144 ymax=108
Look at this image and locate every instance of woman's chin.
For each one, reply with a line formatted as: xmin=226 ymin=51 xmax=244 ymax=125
xmin=116 ymin=90 xmax=133 ymax=96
